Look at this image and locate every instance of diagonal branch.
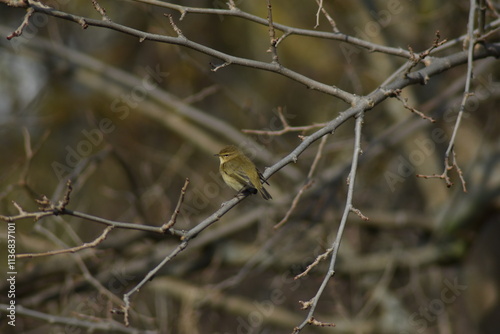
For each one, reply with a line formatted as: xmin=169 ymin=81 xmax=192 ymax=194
xmin=6 ymin=6 xmax=33 ymax=39
xmin=292 ymin=112 xmax=365 ymax=333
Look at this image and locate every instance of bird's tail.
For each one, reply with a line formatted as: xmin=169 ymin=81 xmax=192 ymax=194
xmin=259 ymin=187 xmax=272 ymax=200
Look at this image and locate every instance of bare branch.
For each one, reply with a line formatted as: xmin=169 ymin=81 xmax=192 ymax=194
xmin=17 ymin=226 xmax=114 ymax=258
xmin=314 ymin=0 xmax=339 ymax=32
xmin=1 ymin=192 xmax=188 ymax=237
xmin=314 ymin=0 xmax=324 ymax=29
xmin=416 ymin=1 xmax=477 ymax=192
xmin=387 ymin=89 xmax=436 ymax=122
xmin=32 ymin=223 xmax=124 ymax=306
xmin=405 ymin=31 xmax=447 ymax=77
xmin=293 ymin=112 xmax=365 ymax=333
xmin=210 ymin=61 xmax=231 ymax=72
xmin=6 ymin=6 xmax=33 ymax=40
xmin=161 ymin=178 xmax=190 ymax=231
xmin=129 ymin=0 xmax=414 ymax=58
xmin=243 ymin=107 xmax=327 ymax=136
xmin=266 ymin=0 xmax=279 ymax=64
xmin=351 ymin=206 xmax=369 ymax=221
xmin=416 ymin=149 xmax=467 ymax=192
xmin=90 ymin=0 xmax=110 ymax=21
xmin=164 ymin=13 xmax=185 ymax=38
xmin=294 ymin=247 xmax=332 ymax=280
xmin=12 ymin=0 xmax=354 ymax=102
xmin=308 ymin=317 xmax=335 ymax=328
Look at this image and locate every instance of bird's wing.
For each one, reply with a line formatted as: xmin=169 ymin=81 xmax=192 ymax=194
xmin=258 ymin=170 xmax=270 ymax=185
xmin=231 ymin=169 xmax=253 ymax=187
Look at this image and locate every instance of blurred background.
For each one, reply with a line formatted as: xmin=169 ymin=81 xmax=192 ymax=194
xmin=0 ymin=0 xmax=499 ymax=333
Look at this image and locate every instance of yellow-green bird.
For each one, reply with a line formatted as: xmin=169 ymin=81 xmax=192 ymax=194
xmin=215 ymin=145 xmax=272 ymax=200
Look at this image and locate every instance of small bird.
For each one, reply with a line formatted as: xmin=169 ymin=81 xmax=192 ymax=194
xmin=215 ymin=145 xmax=272 ymax=200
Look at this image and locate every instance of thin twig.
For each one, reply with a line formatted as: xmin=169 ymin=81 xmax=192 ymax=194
xmin=416 ymin=1 xmax=476 ymax=193
xmin=34 ymin=223 xmax=123 ymax=306
xmin=266 ymin=0 xmax=279 ymax=63
xmin=210 ymin=61 xmax=231 ymax=72
xmin=314 ymin=0 xmax=339 ymax=32
xmin=416 ymin=149 xmax=467 ymax=192
xmin=164 ymin=13 xmax=185 ymax=38
xmin=127 ymin=0 xmax=416 ymax=58
xmin=91 ymin=0 xmax=110 ymax=21
xmin=404 ymin=31 xmax=447 ymax=77
xmin=17 ymin=226 xmax=114 ymax=258
xmin=7 ymin=6 xmax=33 ymax=40
xmin=243 ymin=107 xmax=327 ymax=136
xmin=351 ymin=207 xmax=369 ymax=221
xmin=316 ymin=0 xmax=340 ymax=34
xmin=388 ymin=89 xmax=436 ymax=122
xmin=162 ymin=178 xmax=190 ymax=231
xmin=60 ymin=180 xmax=73 ymax=209
xmin=485 ymin=0 xmax=500 ymax=18
xmin=1 ymin=192 xmax=188 ymax=238
xmin=314 ymin=0 xmax=323 ymax=29
xmin=294 ymin=247 xmax=332 ymax=280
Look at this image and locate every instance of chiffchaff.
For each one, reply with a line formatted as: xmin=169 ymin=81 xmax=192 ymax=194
xmin=215 ymin=145 xmax=272 ymax=200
